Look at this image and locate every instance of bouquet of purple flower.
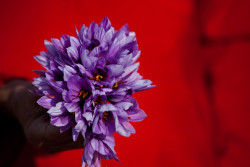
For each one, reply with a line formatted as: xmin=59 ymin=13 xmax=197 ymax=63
xmin=33 ymin=17 xmax=154 ymax=167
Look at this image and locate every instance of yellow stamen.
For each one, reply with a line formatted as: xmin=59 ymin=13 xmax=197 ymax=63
xmin=113 ymin=82 xmax=118 ymax=88
xmin=78 ymin=91 xmax=89 ymax=99
xmin=94 ymin=98 xmax=105 ymax=105
xmin=95 ymin=74 xmax=104 ymax=81
xmin=103 ymin=111 xmax=109 ymax=120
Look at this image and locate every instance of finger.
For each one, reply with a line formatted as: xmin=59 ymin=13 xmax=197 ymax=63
xmin=31 ymin=113 xmax=73 ymax=144
xmin=43 ymin=135 xmax=84 ymax=153
xmin=38 ymin=120 xmax=85 ymax=153
xmin=38 ymin=113 xmax=84 ymax=144
xmin=44 ymin=122 xmax=74 ymax=144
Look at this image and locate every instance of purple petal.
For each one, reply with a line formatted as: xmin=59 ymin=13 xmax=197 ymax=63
xmin=47 ymin=102 xmax=66 ymax=116
xmin=122 ymin=121 xmax=135 ymax=134
xmin=67 ymin=89 xmax=80 ymax=103
xmin=106 ymin=64 xmax=124 ymax=78
xmin=99 ymin=16 xmax=111 ymax=31
xmin=62 ymin=90 xmax=70 ymax=102
xmin=117 ymin=53 xmax=133 ymax=67
xmin=98 ymin=104 xmax=116 ymax=112
xmin=88 ymin=22 xmax=99 ymax=38
xmin=79 ymin=25 xmax=87 ymax=40
xmin=75 ymin=108 xmax=84 ymax=122
xmin=114 ymin=102 xmax=133 ymax=110
xmin=102 ymin=135 xmax=115 ymax=148
xmin=64 ymin=102 xmax=80 ymax=113
xmin=51 ymin=38 xmax=64 ymax=52
xmin=94 ymin=28 xmax=105 ymax=42
xmin=72 ymin=128 xmax=80 ymax=142
xmin=83 ymin=112 xmax=94 ymax=122
xmin=124 ymin=71 xmax=140 ymax=83
xmin=119 ymin=24 xmax=129 ymax=34
xmin=98 ymin=140 xmax=106 ymax=155
xmin=101 ymin=28 xmax=114 ymax=47
xmin=60 ymin=123 xmax=72 ymax=133
xmin=44 ymin=40 xmax=57 ymax=55
xmin=92 ymin=116 xmax=102 ymax=134
xmin=63 ymin=65 xmax=77 ymax=81
xmin=83 ymin=141 xmax=95 ymax=165
xmin=130 ymin=79 xmax=155 ymax=92
xmin=132 ymin=50 xmax=141 ymax=63
xmin=67 ymin=75 xmax=82 ymax=91
xmin=90 ymin=138 xmax=99 ymax=151
xmin=34 ymin=55 xmax=49 ymax=68
xmin=116 ymin=110 xmax=128 ymax=120
xmin=76 ymin=64 xmax=86 ymax=74
xmin=128 ymin=108 xmax=147 ymax=122
xmin=37 ymin=95 xmax=60 ymax=109
xmin=50 ymin=115 xmax=71 ymax=127
xmin=120 ymin=62 xmax=139 ymax=79
xmin=80 ymin=49 xmax=97 ymax=70
xmin=117 ymin=124 xmax=130 ymax=137
xmin=33 ymin=70 xmax=46 ymax=76
xmin=75 ymin=120 xmax=87 ymax=132
xmin=29 ymin=89 xmax=43 ymax=96
xmin=70 ymin=36 xmax=80 ymax=48
xmin=67 ymin=46 xmax=79 ymax=62
xmin=60 ymin=34 xmax=70 ymax=48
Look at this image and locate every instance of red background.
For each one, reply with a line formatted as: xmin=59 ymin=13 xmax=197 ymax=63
xmin=0 ymin=0 xmax=250 ymax=166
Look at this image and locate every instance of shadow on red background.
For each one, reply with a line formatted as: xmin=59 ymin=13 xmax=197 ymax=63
xmin=0 ymin=0 xmax=250 ymax=166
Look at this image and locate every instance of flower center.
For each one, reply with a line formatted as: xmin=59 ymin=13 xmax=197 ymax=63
xmin=95 ymin=74 xmax=104 ymax=81
xmin=112 ymin=81 xmax=127 ymax=89
xmin=78 ymin=90 xmax=89 ymax=100
xmin=102 ymin=111 xmax=110 ymax=120
xmin=94 ymin=98 xmax=105 ymax=105
xmin=113 ymin=82 xmax=118 ymax=88
xmin=87 ymin=38 xmax=100 ymax=51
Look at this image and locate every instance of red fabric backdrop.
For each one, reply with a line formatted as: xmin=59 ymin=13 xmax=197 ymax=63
xmin=0 ymin=0 xmax=250 ymax=166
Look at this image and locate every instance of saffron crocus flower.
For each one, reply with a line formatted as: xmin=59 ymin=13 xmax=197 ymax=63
xmin=82 ymin=133 xmax=119 ymax=167
xmin=92 ymin=103 xmax=119 ymax=136
xmin=33 ymin=16 xmax=155 ymax=167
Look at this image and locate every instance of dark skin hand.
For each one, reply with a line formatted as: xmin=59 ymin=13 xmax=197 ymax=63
xmin=0 ymin=79 xmax=83 ymax=153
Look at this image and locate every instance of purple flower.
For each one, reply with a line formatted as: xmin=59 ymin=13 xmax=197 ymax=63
xmin=92 ymin=103 xmax=119 ymax=136
xmin=33 ymin=16 xmax=155 ymax=167
xmin=82 ymin=133 xmax=119 ymax=167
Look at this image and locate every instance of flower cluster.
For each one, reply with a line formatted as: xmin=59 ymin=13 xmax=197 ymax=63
xmin=33 ymin=17 xmax=154 ymax=167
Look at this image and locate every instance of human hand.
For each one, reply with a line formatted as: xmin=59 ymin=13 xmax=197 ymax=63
xmin=0 ymin=79 xmax=83 ymax=153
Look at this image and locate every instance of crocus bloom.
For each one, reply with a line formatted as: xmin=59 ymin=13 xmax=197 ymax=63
xmin=33 ymin=16 xmax=155 ymax=167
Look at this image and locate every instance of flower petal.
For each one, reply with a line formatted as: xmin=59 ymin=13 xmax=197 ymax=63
xmin=99 ymin=16 xmax=111 ymax=31
xmin=98 ymin=104 xmax=117 ymax=112
xmin=63 ymin=65 xmax=77 ymax=81
xmin=106 ymin=64 xmax=124 ymax=78
xmin=67 ymin=75 xmax=82 ymax=91
xmin=122 ymin=121 xmax=135 ymax=134
xmin=64 ymin=102 xmax=80 ymax=113
xmin=67 ymin=46 xmax=79 ymax=62
xmin=72 ymin=128 xmax=80 ymax=142
xmin=50 ymin=115 xmax=71 ymax=127
xmin=92 ymin=116 xmax=102 ymax=134
xmin=80 ymin=49 xmax=97 ymax=70
xmin=37 ymin=95 xmax=60 ymax=109
xmin=128 ymin=108 xmax=147 ymax=122
xmin=114 ymin=102 xmax=133 ymax=110
xmin=47 ymin=102 xmax=65 ymax=116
